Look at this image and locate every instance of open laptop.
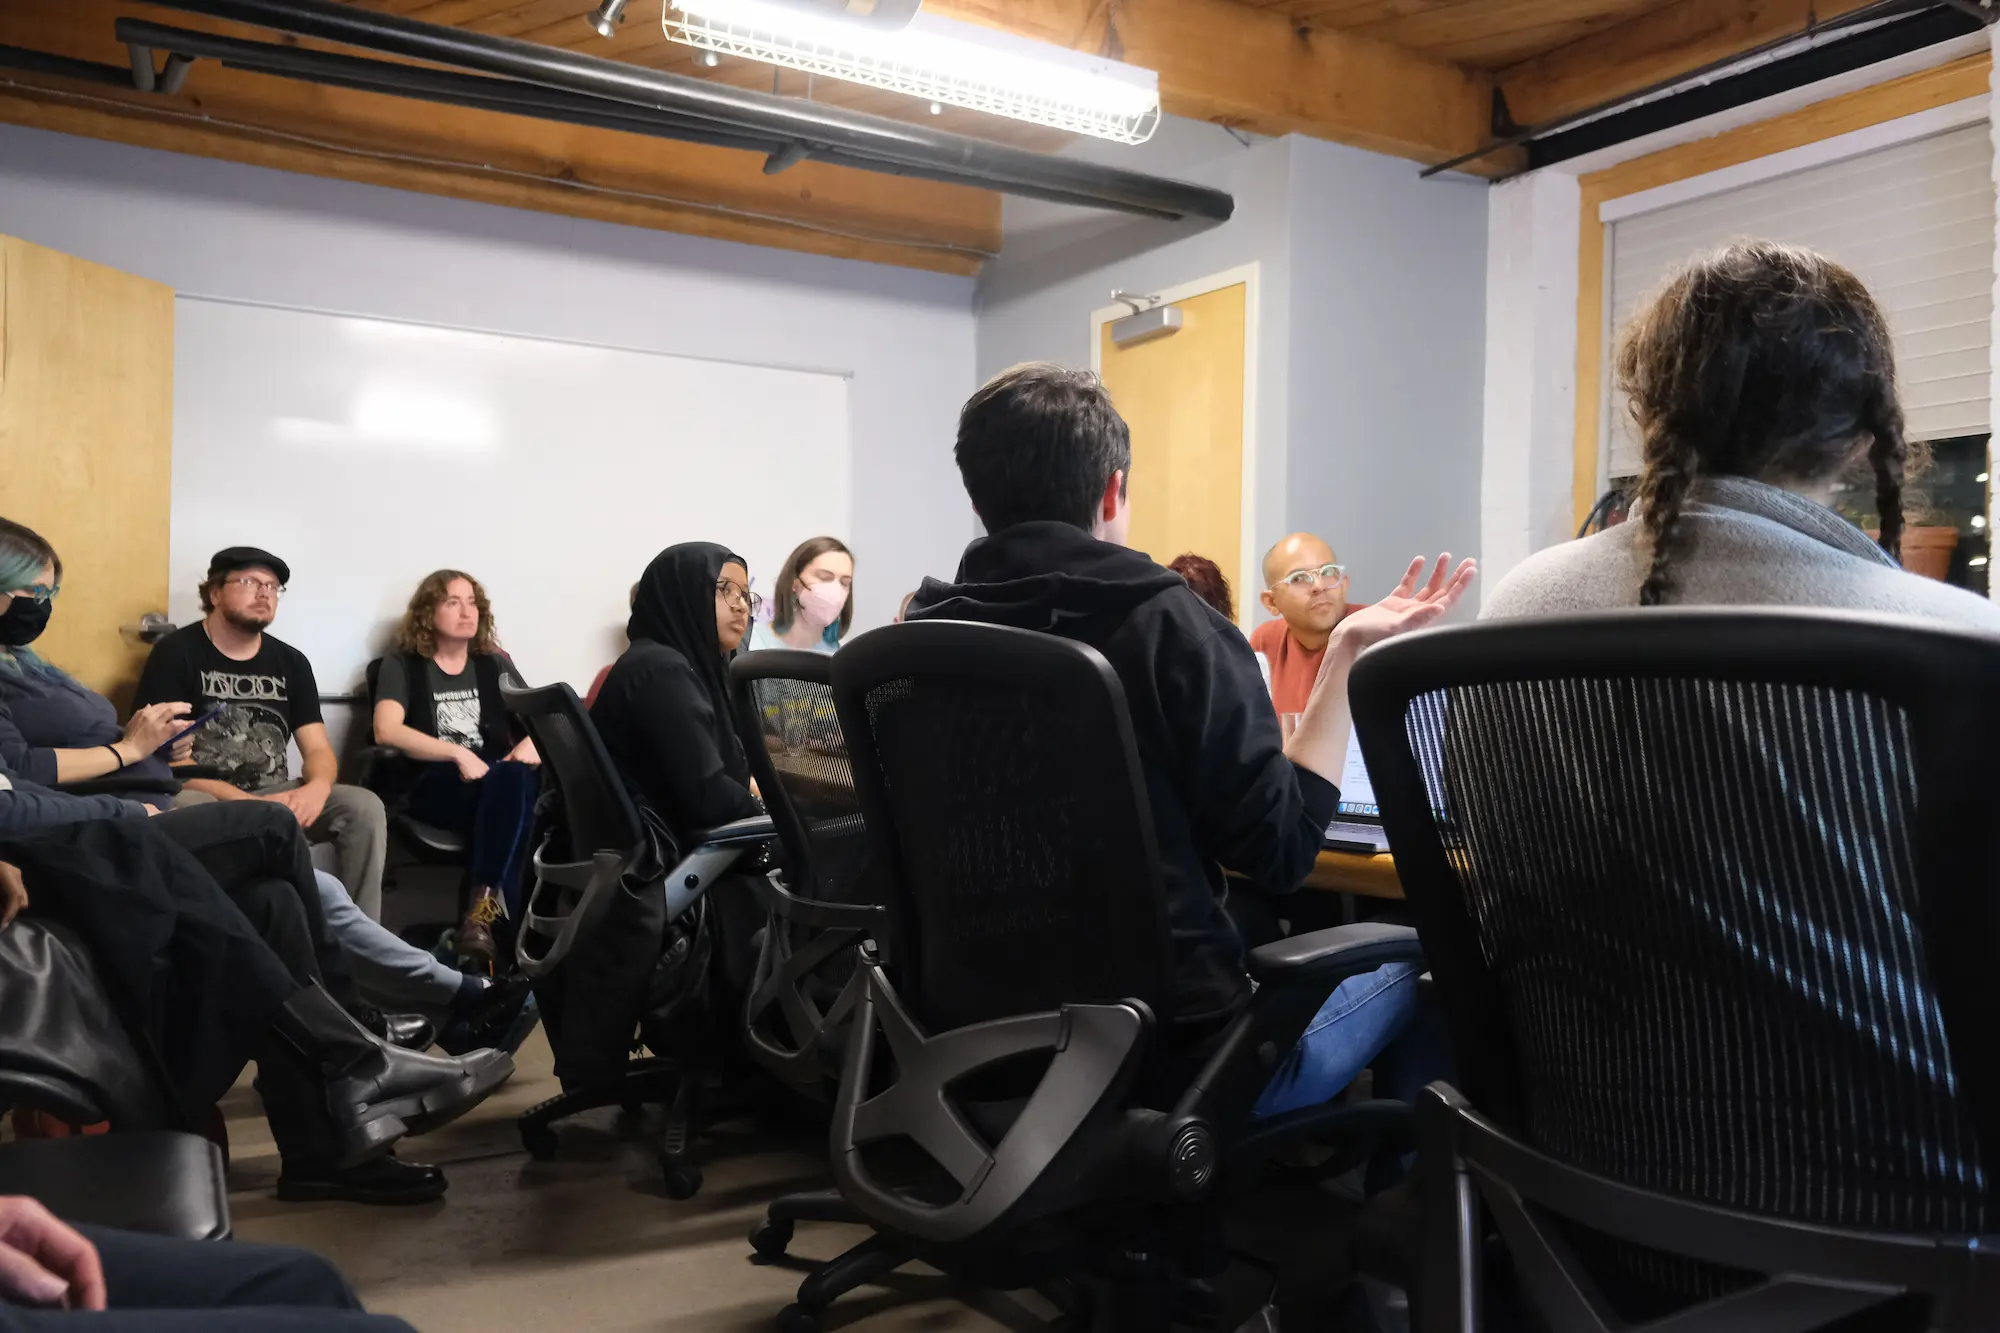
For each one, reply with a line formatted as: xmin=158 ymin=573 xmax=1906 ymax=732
xmin=1321 ymin=728 xmax=1390 ymax=854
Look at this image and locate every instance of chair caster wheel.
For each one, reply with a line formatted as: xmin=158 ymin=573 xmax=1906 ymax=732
xmin=661 ymin=1160 xmax=703 ymax=1199
xmin=520 ymin=1124 xmax=558 ymax=1161
xmin=777 ymin=1303 xmax=821 ymax=1333
xmin=750 ymin=1218 xmax=794 ymax=1261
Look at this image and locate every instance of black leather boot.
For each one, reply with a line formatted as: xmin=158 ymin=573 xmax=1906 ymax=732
xmin=357 ymin=1007 xmax=437 ymax=1051
xmin=276 ymin=983 xmax=514 ymax=1167
xmin=277 ymin=1154 xmax=449 ymax=1206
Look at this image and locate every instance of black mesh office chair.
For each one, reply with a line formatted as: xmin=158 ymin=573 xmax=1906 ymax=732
xmin=728 ymin=650 xmax=888 ymax=1261
xmin=764 ymin=620 xmax=1427 ymax=1333
xmin=501 ymin=676 xmax=770 ymax=1198
xmin=0 ymin=919 xmax=230 ymax=1241
xmin=1346 ymin=609 xmax=2000 ymax=1331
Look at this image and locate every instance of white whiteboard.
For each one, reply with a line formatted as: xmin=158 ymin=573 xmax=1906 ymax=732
xmin=171 ymin=298 xmax=852 ymax=694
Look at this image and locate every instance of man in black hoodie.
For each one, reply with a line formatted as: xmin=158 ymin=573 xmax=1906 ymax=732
xmin=908 ymin=362 xmax=1473 ymax=1116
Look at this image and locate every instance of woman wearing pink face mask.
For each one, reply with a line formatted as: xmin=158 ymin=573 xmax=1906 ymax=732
xmin=748 ymin=537 xmax=855 ymax=654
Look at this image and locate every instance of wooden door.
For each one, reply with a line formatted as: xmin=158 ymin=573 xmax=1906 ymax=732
xmin=1098 ymin=282 xmax=1247 ymax=610
xmin=0 ymin=235 xmax=173 ymax=704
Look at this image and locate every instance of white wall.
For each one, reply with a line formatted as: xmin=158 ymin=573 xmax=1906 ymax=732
xmin=0 ymin=123 xmax=977 ymax=660
xmin=1480 ymin=171 xmax=1580 ymax=587
xmin=1285 ymin=137 xmax=1489 ymax=602
xmin=976 ymin=117 xmax=1490 ymax=615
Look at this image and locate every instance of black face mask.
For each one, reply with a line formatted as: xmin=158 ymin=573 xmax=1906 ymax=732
xmin=0 ymin=597 xmax=52 ymax=648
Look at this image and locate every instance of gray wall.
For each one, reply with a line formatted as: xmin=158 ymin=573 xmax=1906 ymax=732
xmin=974 ymin=117 xmax=1488 ymax=619
xmin=1285 ymin=137 xmax=1488 ymax=605
xmin=976 ymin=117 xmax=1295 ymax=563
xmin=0 ymin=123 xmax=977 ymax=633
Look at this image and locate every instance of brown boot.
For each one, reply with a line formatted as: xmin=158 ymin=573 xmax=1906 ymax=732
xmin=456 ymin=887 xmax=504 ymax=974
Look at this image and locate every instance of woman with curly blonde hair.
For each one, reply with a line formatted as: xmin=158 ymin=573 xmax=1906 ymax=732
xmin=372 ymin=570 xmax=540 ymax=969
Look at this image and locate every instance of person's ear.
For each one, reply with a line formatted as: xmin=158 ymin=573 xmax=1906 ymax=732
xmin=1260 ymin=587 xmax=1278 ymax=616
xmin=1101 ymin=470 xmax=1125 ymax=522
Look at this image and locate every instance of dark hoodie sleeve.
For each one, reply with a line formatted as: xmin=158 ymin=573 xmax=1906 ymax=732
xmin=1163 ymin=617 xmax=1337 ymax=897
xmin=0 ymin=697 xmax=56 ymax=788
xmin=623 ymin=657 xmax=762 ymax=833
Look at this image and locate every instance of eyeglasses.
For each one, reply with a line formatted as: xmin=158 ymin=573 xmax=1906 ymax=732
xmin=221 ymin=576 xmax=286 ymax=597
xmin=716 ymin=581 xmax=763 ymax=616
xmin=7 ymin=583 xmax=59 ymax=604
xmin=1272 ymin=563 xmax=1347 ymax=592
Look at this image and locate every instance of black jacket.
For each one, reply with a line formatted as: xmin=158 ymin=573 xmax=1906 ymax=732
xmin=909 ymin=522 xmax=1338 ymax=1032
xmin=591 ymin=640 xmax=762 ymax=846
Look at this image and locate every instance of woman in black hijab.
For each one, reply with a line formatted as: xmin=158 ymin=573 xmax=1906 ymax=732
xmin=591 ymin=542 xmax=762 ymax=845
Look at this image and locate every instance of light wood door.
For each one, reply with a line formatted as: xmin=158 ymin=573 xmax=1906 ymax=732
xmin=0 ymin=235 xmax=173 ymax=704
xmin=1099 ymin=282 xmax=1247 ymax=606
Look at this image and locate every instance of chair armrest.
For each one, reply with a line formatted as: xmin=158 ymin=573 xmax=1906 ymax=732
xmin=748 ymin=869 xmax=885 ymax=931
xmin=342 ymin=744 xmax=408 ymax=792
xmin=1247 ymin=923 xmax=1423 ymax=987
xmin=693 ymin=815 xmax=776 ymax=848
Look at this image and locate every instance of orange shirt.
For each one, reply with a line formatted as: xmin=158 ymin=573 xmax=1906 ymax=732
xmin=1249 ymin=610 xmax=1363 ymax=716
xmin=1249 ymin=619 xmax=1323 ymax=716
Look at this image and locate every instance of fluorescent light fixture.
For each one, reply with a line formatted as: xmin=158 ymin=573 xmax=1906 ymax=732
xmin=667 ymin=0 xmax=1161 ymax=143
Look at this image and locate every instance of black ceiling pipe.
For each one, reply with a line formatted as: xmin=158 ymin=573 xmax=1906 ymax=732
xmin=1421 ymin=0 xmax=1950 ymax=177
xmin=0 ymin=43 xmax=132 ymax=88
xmin=111 ymin=19 xmax=1201 ymax=217
xmin=1525 ymin=6 xmax=1988 ymax=169
xmin=133 ymin=0 xmax=1235 ymax=222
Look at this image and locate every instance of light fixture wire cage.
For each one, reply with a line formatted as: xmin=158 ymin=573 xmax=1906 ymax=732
xmin=664 ymin=2 xmax=1161 ymax=143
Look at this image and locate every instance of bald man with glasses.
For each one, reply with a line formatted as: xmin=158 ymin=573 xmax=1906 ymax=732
xmin=1250 ymin=533 xmax=1365 ymax=716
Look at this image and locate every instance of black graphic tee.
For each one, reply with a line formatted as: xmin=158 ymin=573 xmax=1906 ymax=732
xmin=133 ymin=625 xmax=325 ymax=791
xmin=375 ymin=656 xmax=485 ymax=751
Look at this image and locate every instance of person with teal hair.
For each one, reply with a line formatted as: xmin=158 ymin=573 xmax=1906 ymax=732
xmin=0 ymin=518 xmax=188 ymax=789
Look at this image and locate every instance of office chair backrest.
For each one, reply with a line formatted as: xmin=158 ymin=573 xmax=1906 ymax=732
xmin=831 ymin=620 xmax=1174 ymax=1035
xmin=501 ymin=676 xmax=641 ymax=860
xmin=732 ymin=649 xmax=873 ymax=905
xmin=1351 ymin=611 xmax=2000 ymax=1262
xmin=500 ymin=675 xmax=646 ymax=977
xmin=731 ymin=649 xmax=886 ymax=1085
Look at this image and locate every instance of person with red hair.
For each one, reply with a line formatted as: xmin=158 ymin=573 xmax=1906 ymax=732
xmin=1168 ymin=554 xmax=1271 ymax=696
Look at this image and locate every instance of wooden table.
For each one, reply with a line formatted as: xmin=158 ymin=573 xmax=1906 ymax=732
xmin=1304 ymin=849 xmax=1404 ymax=900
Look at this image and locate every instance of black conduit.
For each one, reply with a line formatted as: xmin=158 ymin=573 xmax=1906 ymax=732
xmin=132 ymin=0 xmax=1236 ymax=222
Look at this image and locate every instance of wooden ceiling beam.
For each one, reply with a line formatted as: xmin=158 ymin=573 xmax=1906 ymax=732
xmin=1495 ymin=0 xmax=1882 ymax=131
xmin=925 ymin=0 xmax=1521 ymax=175
xmin=0 ymin=0 xmax=1000 ymax=275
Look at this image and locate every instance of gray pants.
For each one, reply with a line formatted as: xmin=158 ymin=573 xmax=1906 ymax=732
xmin=312 ymin=870 xmax=462 ymax=1015
xmin=175 ymin=782 xmax=387 ymax=920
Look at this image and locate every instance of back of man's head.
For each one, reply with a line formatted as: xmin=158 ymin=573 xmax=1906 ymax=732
xmin=955 ymin=363 xmax=1131 ymax=533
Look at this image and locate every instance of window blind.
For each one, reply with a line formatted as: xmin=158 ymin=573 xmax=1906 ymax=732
xmin=1605 ymin=123 xmax=1995 ymax=479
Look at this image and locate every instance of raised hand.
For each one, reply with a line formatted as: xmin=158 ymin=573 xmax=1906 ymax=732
xmin=1334 ymin=554 xmax=1477 ymax=655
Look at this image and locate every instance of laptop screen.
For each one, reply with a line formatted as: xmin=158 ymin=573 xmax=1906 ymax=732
xmin=1336 ymin=728 xmax=1379 ymax=818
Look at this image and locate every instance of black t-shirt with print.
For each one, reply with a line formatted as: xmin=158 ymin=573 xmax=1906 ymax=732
xmin=133 ymin=625 xmax=323 ymax=791
xmin=375 ymin=656 xmax=485 ymax=752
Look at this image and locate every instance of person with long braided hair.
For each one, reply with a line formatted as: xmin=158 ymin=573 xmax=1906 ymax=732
xmin=1484 ymin=241 xmax=2000 ymax=631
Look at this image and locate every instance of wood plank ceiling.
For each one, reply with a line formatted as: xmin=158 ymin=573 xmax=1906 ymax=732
xmin=1230 ymin=0 xmax=1671 ymax=69
xmin=0 ymin=0 xmax=1898 ymax=273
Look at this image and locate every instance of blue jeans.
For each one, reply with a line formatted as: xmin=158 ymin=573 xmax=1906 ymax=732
xmin=1252 ymin=961 xmax=1427 ymax=1119
xmin=313 ymin=870 xmax=462 ymax=1014
xmin=404 ymin=759 xmax=540 ymax=915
